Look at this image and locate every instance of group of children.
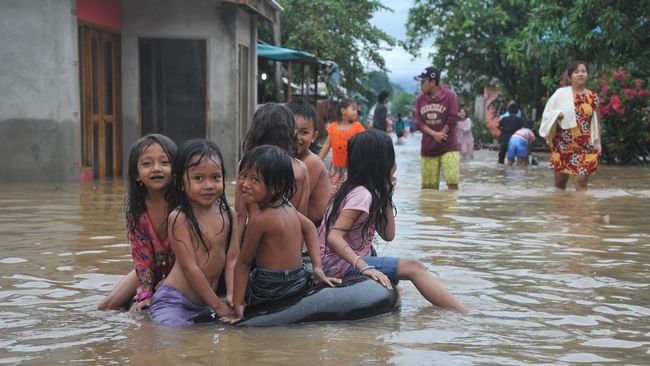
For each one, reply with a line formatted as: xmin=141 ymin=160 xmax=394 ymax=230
xmin=99 ymin=100 xmax=468 ymax=327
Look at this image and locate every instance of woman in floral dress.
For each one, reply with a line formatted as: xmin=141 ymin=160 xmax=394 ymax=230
xmin=542 ymin=61 xmax=601 ymax=191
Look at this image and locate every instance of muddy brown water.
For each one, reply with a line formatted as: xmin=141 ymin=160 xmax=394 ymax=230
xmin=1 ymin=134 xmax=649 ymax=365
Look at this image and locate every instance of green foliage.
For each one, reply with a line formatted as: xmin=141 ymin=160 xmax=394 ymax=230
xmin=470 ymin=116 xmax=493 ymax=145
xmin=589 ymin=70 xmax=650 ymax=164
xmin=364 ymin=70 xmax=394 ymax=100
xmin=404 ymin=0 xmax=650 ymax=143
xmin=267 ymin=0 xmax=395 ymax=95
xmin=360 ymin=71 xmax=416 ymax=119
xmin=390 ymin=90 xmax=416 ymax=118
xmin=404 ymin=0 xmax=536 ymax=104
xmin=521 ymin=0 xmax=650 ymax=90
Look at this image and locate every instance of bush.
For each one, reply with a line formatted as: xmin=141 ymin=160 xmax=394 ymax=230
xmin=470 ymin=115 xmax=493 ymax=146
xmin=590 ymin=70 xmax=650 ymax=164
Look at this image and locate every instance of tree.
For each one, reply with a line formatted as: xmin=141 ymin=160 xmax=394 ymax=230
xmin=519 ymin=0 xmax=650 ymax=89
xmin=403 ymin=0 xmax=537 ymax=106
xmin=404 ymin=0 xmax=650 ymax=114
xmin=390 ymin=89 xmax=416 ymax=118
xmin=261 ymin=0 xmax=395 ymax=96
xmin=361 ymin=71 xmax=415 ymax=118
xmin=365 ymin=70 xmax=394 ymax=98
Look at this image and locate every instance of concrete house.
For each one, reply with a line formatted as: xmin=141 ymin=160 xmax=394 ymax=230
xmin=0 ymin=0 xmax=280 ymax=182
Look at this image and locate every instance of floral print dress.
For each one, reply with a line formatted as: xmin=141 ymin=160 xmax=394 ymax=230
xmin=129 ymin=212 xmax=175 ymax=302
xmin=550 ymin=90 xmax=600 ymax=176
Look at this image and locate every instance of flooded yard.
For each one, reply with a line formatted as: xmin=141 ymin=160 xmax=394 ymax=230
xmin=1 ymin=133 xmax=649 ymax=365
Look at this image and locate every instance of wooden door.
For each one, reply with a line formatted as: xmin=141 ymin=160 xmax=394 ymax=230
xmin=79 ymin=25 xmax=121 ymax=179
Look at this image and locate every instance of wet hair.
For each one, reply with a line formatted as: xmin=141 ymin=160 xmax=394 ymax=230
xmin=243 ymin=103 xmax=297 ymax=156
xmin=239 ymin=145 xmax=296 ymax=209
xmin=507 ymin=103 xmax=519 ymax=115
xmin=566 ymin=60 xmax=589 ymax=76
xmin=324 ymin=130 xmax=396 ymax=247
xmin=171 ymin=139 xmax=233 ymax=256
xmin=126 ymin=133 xmax=177 ymax=235
xmin=337 ymin=98 xmax=357 ymax=121
xmin=286 ymin=100 xmax=318 ymax=130
xmin=377 ymin=90 xmax=389 ymax=104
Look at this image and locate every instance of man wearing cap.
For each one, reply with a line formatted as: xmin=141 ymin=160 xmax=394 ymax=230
xmin=414 ymin=66 xmax=460 ymax=190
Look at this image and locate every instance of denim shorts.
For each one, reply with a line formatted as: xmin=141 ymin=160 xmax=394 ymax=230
xmin=507 ymin=137 xmax=529 ymax=159
xmin=345 ymin=256 xmax=400 ymax=285
xmin=247 ymin=264 xmax=309 ymax=306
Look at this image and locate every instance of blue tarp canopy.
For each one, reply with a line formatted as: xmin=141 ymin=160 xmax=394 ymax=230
xmin=257 ymin=43 xmax=318 ymax=63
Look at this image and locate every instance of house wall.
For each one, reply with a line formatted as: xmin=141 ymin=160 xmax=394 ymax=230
xmin=0 ymin=0 xmax=81 ymax=182
xmin=121 ymin=0 xmax=255 ymax=178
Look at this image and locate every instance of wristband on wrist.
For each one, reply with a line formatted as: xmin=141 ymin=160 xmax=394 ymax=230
xmin=359 ymin=265 xmax=375 ymax=274
xmin=352 ymin=255 xmax=361 ymax=270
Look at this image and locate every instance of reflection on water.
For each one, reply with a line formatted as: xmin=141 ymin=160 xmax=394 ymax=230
xmin=1 ymin=134 xmax=649 ymax=364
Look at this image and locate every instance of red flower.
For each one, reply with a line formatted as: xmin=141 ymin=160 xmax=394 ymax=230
xmin=600 ymin=83 xmax=610 ymax=97
xmin=601 ymin=104 xmax=610 ymax=116
xmin=610 ymin=95 xmax=624 ymax=115
xmin=612 ymin=70 xmax=628 ymax=86
xmin=623 ymin=88 xmax=636 ymax=99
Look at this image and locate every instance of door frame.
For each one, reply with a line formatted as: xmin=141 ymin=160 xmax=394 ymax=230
xmin=78 ymin=22 xmax=122 ymax=179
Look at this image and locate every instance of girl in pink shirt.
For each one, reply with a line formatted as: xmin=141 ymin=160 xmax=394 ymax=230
xmin=319 ymin=130 xmax=468 ymax=313
xmin=456 ymin=108 xmax=474 ymax=159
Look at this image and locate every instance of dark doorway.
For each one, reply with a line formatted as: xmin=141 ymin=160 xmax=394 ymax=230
xmin=139 ymin=38 xmax=207 ymax=144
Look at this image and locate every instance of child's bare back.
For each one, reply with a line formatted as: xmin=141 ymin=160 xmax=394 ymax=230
xmin=246 ymin=204 xmax=303 ymax=270
xmin=300 ymin=151 xmax=332 ymax=224
xmin=290 ymin=158 xmax=310 ymax=217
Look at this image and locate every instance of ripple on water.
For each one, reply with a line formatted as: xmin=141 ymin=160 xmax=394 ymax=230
xmin=559 ymin=353 xmax=617 ymax=363
xmin=547 ymin=315 xmax=613 ymax=326
xmin=0 ymin=257 xmax=27 ymax=264
xmin=499 ymin=294 xmax=542 ymax=305
xmin=581 ymin=338 xmax=647 ymax=349
xmin=603 ymin=238 xmax=639 ymax=243
xmin=0 ymin=312 xmax=40 ymax=329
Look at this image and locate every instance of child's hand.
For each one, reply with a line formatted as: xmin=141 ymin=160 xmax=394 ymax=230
xmin=220 ymin=305 xmax=245 ymax=324
xmin=312 ymin=266 xmax=341 ymax=287
xmin=363 ymin=268 xmax=393 ymax=290
xmin=130 ymin=298 xmax=152 ymax=312
xmin=213 ymin=301 xmax=234 ymax=319
xmin=226 ymin=293 xmax=234 ymax=308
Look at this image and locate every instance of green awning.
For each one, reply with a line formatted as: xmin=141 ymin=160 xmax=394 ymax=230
xmin=257 ymin=43 xmax=318 ymax=63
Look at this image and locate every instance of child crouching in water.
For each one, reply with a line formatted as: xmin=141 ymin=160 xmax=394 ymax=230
xmin=223 ymin=145 xmax=339 ymax=323
xmin=149 ymin=139 xmax=238 ymax=326
xmin=319 ymin=130 xmax=468 ymax=313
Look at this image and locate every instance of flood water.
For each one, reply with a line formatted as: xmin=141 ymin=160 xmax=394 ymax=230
xmin=1 ymin=133 xmax=649 ymax=365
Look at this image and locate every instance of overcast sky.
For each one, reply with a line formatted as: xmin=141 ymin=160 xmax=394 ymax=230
xmin=368 ymin=0 xmax=434 ymax=92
